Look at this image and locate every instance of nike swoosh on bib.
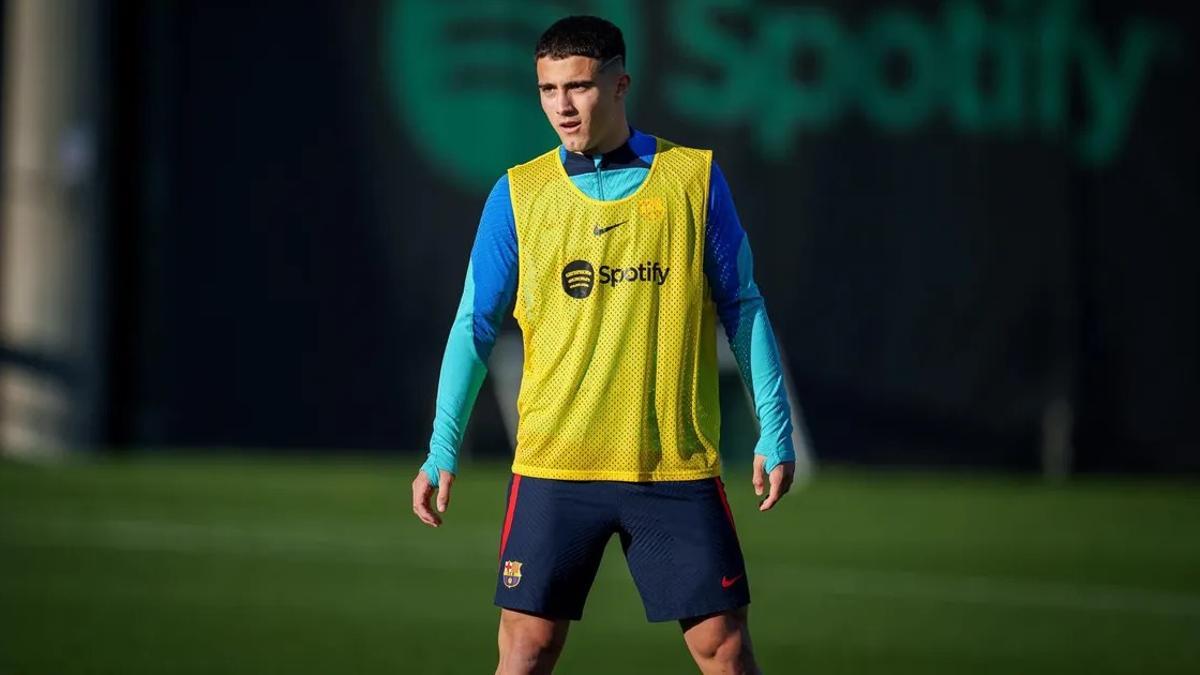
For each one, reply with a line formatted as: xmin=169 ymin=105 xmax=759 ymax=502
xmin=592 ymin=221 xmax=627 ymax=236
xmin=721 ymin=574 xmax=744 ymax=589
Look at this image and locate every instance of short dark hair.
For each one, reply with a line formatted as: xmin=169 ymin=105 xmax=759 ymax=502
xmin=534 ymin=15 xmax=625 ymax=65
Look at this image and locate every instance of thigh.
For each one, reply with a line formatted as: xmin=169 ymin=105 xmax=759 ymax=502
xmin=498 ymin=609 xmax=571 ymax=652
xmin=619 ymin=477 xmax=750 ymax=622
xmin=494 ymin=475 xmax=615 ymax=620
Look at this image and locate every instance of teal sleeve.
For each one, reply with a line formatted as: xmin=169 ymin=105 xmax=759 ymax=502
xmin=422 ymin=265 xmax=487 ymax=485
xmin=423 ymin=176 xmax=518 ymax=486
xmin=729 ymin=239 xmax=795 ymax=472
xmin=704 ymin=163 xmax=796 ymax=472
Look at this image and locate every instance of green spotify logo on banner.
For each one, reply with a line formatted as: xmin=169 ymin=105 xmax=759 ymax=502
xmin=382 ymin=0 xmax=640 ymax=191
xmin=383 ymin=0 xmax=1177 ymax=191
xmin=667 ymin=0 xmax=1176 ymax=165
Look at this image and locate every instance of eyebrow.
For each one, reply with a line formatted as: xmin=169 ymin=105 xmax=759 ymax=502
xmin=538 ymin=79 xmax=596 ymax=89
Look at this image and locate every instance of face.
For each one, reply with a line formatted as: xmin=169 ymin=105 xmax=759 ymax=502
xmin=536 ymin=55 xmax=629 ymax=154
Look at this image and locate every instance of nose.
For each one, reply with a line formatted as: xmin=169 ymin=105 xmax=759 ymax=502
xmin=558 ymin=91 xmax=577 ymax=117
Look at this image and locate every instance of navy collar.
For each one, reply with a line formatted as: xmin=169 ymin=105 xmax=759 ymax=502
xmin=560 ymin=127 xmax=656 ymax=176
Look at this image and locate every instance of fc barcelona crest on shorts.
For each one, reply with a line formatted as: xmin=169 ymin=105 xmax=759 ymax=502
xmin=502 ymin=560 xmax=523 ymax=588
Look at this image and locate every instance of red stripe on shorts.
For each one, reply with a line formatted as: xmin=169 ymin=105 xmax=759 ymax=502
xmin=498 ymin=474 xmax=523 ymax=560
xmin=715 ymin=477 xmax=738 ymax=535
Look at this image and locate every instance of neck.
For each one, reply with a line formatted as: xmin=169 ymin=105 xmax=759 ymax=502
xmin=581 ymin=120 xmax=630 ymax=156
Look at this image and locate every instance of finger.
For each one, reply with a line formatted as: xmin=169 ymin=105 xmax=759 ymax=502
xmin=436 ymin=471 xmax=455 ymax=513
xmin=411 ymin=474 xmax=441 ymax=527
xmin=759 ymin=468 xmax=784 ymax=511
xmin=752 ymin=456 xmax=766 ymax=497
xmin=415 ymin=490 xmax=442 ymax=527
xmin=780 ymin=465 xmax=795 ymax=495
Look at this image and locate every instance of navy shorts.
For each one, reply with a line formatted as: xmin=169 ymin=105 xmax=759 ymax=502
xmin=493 ymin=475 xmax=750 ymax=622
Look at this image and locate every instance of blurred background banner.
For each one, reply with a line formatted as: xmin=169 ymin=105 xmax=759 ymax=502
xmin=1 ymin=0 xmax=1196 ymax=472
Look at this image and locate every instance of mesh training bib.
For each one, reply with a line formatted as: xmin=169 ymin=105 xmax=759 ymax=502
xmin=507 ymin=137 xmax=721 ymax=481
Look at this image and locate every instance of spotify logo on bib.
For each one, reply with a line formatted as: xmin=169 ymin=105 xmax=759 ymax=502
xmin=562 ymin=260 xmax=596 ymax=299
xmin=562 ymin=259 xmax=672 ymax=299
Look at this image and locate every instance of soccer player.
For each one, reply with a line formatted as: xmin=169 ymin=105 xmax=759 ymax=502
xmin=411 ymin=15 xmax=795 ymax=675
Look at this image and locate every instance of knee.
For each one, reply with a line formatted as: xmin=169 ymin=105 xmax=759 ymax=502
xmin=693 ymin=627 xmax=750 ymax=668
xmin=685 ymin=610 xmax=757 ymax=674
xmin=502 ymin=630 xmax=563 ymax=666
xmin=498 ymin=618 xmax=565 ymax=674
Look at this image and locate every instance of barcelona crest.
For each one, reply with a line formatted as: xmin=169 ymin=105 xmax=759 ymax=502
xmin=502 ymin=560 xmax=523 ymax=588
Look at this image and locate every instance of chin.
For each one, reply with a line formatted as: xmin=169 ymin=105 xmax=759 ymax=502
xmin=562 ymin=137 xmax=589 ymax=152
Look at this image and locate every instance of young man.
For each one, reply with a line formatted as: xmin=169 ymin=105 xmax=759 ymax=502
xmin=411 ymin=15 xmax=795 ymax=675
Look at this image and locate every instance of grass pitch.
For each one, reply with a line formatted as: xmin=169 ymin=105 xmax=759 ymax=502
xmin=1 ymin=455 xmax=1198 ymax=674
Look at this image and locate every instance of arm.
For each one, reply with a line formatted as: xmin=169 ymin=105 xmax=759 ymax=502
xmin=413 ymin=175 xmax=518 ymax=526
xmin=703 ymin=162 xmax=796 ymax=507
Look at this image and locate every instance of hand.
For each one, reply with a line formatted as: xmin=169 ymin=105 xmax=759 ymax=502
xmin=411 ymin=468 xmax=455 ymax=527
xmin=752 ymin=456 xmax=795 ymax=512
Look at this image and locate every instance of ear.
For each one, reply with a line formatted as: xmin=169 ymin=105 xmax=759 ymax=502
xmin=614 ymin=73 xmax=631 ymax=100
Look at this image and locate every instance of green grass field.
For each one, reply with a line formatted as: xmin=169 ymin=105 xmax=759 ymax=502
xmin=1 ymin=455 xmax=1198 ymax=674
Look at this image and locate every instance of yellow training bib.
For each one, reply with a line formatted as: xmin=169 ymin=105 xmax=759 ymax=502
xmin=507 ymin=137 xmax=721 ymax=481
